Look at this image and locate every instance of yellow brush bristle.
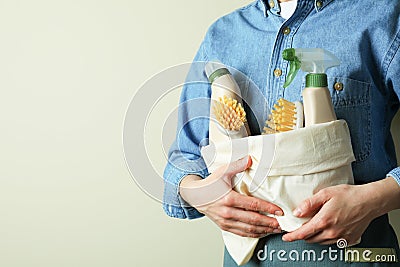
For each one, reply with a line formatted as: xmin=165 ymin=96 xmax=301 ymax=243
xmin=262 ymin=126 xmax=277 ymax=135
xmin=212 ymin=95 xmax=247 ymax=131
xmin=262 ymin=98 xmax=297 ymax=134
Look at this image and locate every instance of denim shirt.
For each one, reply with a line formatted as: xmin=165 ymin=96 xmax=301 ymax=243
xmin=163 ymin=0 xmax=400 ymax=219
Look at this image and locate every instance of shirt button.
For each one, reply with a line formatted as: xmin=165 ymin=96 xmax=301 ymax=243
xmin=274 ymin=68 xmax=282 ymax=77
xmin=283 ymin=27 xmax=291 ymax=35
xmin=316 ymin=1 xmax=323 ymax=8
xmin=334 ymin=82 xmax=344 ymax=91
xmin=269 ymin=0 xmax=275 ymax=8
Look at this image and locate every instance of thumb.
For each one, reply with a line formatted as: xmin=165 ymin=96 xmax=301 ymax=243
xmin=293 ymin=190 xmax=329 ymax=217
xmin=225 ymin=155 xmax=252 ymax=176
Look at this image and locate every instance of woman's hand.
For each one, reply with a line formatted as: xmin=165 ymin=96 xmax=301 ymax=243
xmin=180 ymin=156 xmax=284 ymax=238
xmin=282 ymin=177 xmax=400 ymax=245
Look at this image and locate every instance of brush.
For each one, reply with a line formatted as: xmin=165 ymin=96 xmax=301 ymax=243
xmin=212 ymin=95 xmax=247 ymax=132
xmin=262 ymin=98 xmax=304 ymax=134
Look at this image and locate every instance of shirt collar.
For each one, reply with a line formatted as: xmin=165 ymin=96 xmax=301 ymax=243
xmin=259 ymin=0 xmax=334 ymax=17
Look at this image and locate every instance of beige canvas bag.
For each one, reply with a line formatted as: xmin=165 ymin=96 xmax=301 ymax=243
xmin=200 ymin=119 xmax=356 ymax=266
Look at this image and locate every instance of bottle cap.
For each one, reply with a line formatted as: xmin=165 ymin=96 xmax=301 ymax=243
xmin=205 ymin=60 xmax=230 ymax=83
xmin=306 ymin=73 xmax=328 ymax=87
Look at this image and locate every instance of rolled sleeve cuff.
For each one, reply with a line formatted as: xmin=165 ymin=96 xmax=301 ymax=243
xmin=163 ymin=161 xmax=208 ymax=220
xmin=387 ymin=167 xmax=400 ymax=186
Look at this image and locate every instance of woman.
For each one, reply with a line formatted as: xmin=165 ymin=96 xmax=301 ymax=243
xmin=163 ymin=0 xmax=400 ymax=265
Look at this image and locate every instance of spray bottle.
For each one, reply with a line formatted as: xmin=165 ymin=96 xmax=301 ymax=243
xmin=282 ymin=48 xmax=340 ymax=127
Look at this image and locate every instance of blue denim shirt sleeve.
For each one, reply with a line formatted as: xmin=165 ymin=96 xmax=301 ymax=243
xmin=385 ymin=31 xmax=400 ymax=187
xmin=163 ymin=40 xmax=211 ymax=219
xmin=388 ymin=168 xmax=400 ymax=186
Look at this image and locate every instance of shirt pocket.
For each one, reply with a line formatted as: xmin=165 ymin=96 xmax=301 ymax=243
xmin=328 ymin=77 xmax=372 ymax=163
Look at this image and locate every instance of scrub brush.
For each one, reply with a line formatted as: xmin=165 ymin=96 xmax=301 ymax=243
xmin=262 ymin=98 xmax=304 ymax=134
xmin=213 ymin=95 xmax=247 ymax=131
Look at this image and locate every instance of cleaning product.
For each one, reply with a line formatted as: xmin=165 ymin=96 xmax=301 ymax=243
xmin=283 ymin=48 xmax=340 ymax=126
xmin=213 ymin=95 xmax=247 ymax=131
xmin=205 ymin=61 xmax=251 ymax=138
xmin=263 ymin=98 xmax=303 ymax=134
xmin=201 ymin=54 xmax=357 ymax=266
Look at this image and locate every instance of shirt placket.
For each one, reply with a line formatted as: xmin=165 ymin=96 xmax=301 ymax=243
xmin=266 ymin=0 xmax=315 ymax=109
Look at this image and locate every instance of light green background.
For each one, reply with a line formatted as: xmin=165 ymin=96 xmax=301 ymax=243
xmin=0 ymin=1 xmax=399 ymax=267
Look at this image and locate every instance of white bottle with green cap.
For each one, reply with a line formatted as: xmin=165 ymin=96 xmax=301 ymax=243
xmin=205 ymin=60 xmax=243 ymax=104
xmin=283 ymin=48 xmax=340 ymax=127
xmin=205 ymin=61 xmax=251 ymax=137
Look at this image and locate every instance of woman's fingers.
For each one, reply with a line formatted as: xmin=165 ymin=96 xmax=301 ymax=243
xmin=226 ymin=191 xmax=284 ymax=216
xmin=225 ymin=156 xmax=253 ymax=176
xmin=219 ymin=216 xmax=279 ymax=238
xmin=223 ymin=227 xmax=268 ymax=239
xmin=216 ymin=156 xmax=253 ymax=186
xmin=189 ymin=156 xmax=286 ymax=238
xmin=231 ymin=208 xmax=281 ymax=229
xmin=220 ymin=208 xmax=280 ymax=229
xmin=306 ymin=237 xmax=338 ymax=245
xmin=292 ymin=188 xmax=331 ymax=218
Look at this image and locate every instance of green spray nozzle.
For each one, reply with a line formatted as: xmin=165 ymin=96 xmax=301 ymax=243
xmin=282 ymin=49 xmax=301 ymax=88
xmin=282 ymin=48 xmax=340 ymax=88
